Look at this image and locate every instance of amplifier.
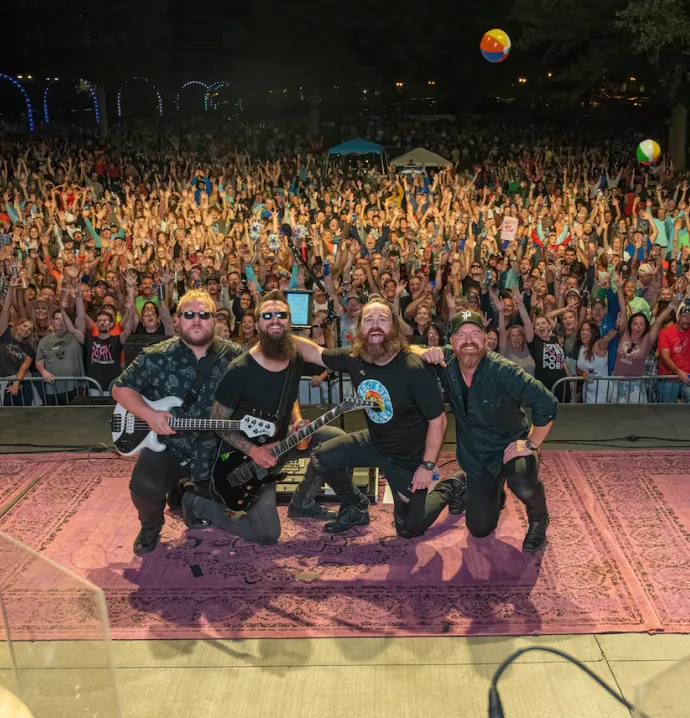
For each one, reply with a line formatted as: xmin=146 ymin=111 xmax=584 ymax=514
xmin=275 ymin=458 xmax=379 ymax=504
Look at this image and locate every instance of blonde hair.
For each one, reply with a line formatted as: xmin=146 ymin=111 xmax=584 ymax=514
xmin=176 ymin=290 xmax=216 ymax=314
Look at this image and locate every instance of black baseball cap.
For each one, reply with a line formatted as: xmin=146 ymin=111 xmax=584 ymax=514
xmin=449 ymin=310 xmax=486 ymax=335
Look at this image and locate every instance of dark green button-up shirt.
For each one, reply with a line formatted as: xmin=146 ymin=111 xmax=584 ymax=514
xmin=434 ymin=347 xmax=558 ymax=482
xmin=115 ymin=335 xmax=243 ymax=481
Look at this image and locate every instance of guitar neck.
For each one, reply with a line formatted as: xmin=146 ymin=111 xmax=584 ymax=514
xmin=271 ymin=408 xmax=341 ymax=458
xmin=167 ymin=418 xmax=241 ymax=431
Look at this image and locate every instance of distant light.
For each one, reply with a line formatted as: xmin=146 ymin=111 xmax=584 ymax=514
xmin=428 ymin=80 xmax=435 ymax=85
xmin=395 ymin=81 xmax=403 ymax=88
xmin=518 ymin=77 xmax=527 ymax=84
xmin=54 ymin=77 xmax=59 ymax=81
xmin=547 ymin=72 xmax=552 ymax=78
xmin=17 ymin=75 xmax=22 ymax=79
xmin=630 ymin=77 xmax=637 ymax=82
xmin=27 ymin=75 xmax=32 ymax=80
xmin=362 ymin=88 xmax=368 ymax=94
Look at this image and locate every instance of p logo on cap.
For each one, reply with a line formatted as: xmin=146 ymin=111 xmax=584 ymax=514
xmin=461 ymin=311 xmax=472 ymax=320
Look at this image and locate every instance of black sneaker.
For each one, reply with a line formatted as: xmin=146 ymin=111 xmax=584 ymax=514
xmin=287 ymin=502 xmax=337 ymax=520
xmin=181 ymin=492 xmax=211 ymax=530
xmin=133 ymin=523 xmax=163 ymax=556
xmin=522 ymin=513 xmax=549 ymax=553
xmin=323 ymin=500 xmax=370 ymax=534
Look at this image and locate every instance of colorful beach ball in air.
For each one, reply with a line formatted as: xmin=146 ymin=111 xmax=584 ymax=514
xmin=636 ymin=139 xmax=661 ymax=165
xmin=480 ymin=29 xmax=511 ymax=64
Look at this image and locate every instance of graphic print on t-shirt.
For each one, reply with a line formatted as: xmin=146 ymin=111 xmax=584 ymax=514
xmin=357 ymin=379 xmax=393 ymax=424
xmin=542 ymin=343 xmax=565 ymax=371
xmin=91 ymin=342 xmax=115 ymax=365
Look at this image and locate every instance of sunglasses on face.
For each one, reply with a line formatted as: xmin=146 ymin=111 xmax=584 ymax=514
xmin=471 ymin=264 xmax=481 ymax=269
xmin=180 ymin=310 xmax=215 ymax=320
xmin=260 ymin=311 xmax=289 ymax=320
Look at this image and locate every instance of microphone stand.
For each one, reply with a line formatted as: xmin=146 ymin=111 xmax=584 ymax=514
xmin=282 ymin=224 xmax=345 ymax=427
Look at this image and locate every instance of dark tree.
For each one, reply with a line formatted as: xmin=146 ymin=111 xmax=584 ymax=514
xmin=511 ymin=0 xmax=690 ymax=168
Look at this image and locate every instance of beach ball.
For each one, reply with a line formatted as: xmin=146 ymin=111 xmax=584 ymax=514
xmin=636 ymin=139 xmax=661 ymax=165
xmin=480 ymin=29 xmax=511 ymax=63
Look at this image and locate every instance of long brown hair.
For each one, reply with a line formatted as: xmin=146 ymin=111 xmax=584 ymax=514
xmin=351 ymin=295 xmax=409 ymax=361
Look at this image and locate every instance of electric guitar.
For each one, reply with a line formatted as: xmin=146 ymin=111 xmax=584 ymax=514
xmin=111 ymin=395 xmax=276 ymax=456
xmin=210 ymin=397 xmax=379 ymax=513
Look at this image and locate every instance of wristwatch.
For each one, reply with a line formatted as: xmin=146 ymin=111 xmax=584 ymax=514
xmin=420 ymin=460 xmax=436 ymax=471
xmin=524 ymin=438 xmax=538 ymax=452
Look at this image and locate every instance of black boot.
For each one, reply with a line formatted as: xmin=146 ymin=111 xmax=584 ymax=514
xmin=437 ymin=473 xmax=467 ymax=515
xmin=323 ymin=498 xmax=370 ymax=533
xmin=181 ymin=492 xmax=210 ymax=529
xmin=522 ymin=513 xmax=549 ymax=552
xmin=133 ymin=522 xmax=163 ymax=556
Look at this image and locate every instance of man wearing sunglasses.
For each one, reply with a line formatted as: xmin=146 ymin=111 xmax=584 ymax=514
xmin=113 ymin=290 xmax=243 ymax=556
xmin=182 ymin=290 xmax=351 ymax=544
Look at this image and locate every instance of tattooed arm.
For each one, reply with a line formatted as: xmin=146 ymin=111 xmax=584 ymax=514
xmin=211 ymin=400 xmax=278 ymax=468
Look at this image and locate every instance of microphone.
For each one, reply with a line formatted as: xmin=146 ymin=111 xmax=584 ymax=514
xmin=488 ymin=647 xmax=641 ymax=718
xmin=281 ymin=223 xmax=293 ymax=238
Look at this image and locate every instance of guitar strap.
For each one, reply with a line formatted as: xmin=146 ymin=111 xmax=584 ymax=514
xmin=274 ymin=358 xmax=297 ymax=432
xmin=181 ymin=343 xmax=220 ymax=411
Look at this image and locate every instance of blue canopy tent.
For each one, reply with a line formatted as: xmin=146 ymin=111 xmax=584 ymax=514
xmin=325 ymin=139 xmax=387 ymax=174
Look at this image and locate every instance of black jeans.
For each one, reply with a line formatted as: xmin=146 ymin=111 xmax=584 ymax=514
xmin=153 ymin=426 xmax=350 ymax=544
xmin=314 ymin=430 xmax=452 ymax=538
xmin=464 ymin=453 xmax=547 ymax=538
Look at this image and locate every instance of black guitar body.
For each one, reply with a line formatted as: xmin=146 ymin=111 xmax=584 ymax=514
xmin=210 ymin=442 xmax=282 ymax=513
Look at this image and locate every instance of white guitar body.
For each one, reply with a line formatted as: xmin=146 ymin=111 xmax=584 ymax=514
xmin=112 ymin=396 xmax=276 ymax=456
xmin=112 ymin=396 xmax=183 ymax=455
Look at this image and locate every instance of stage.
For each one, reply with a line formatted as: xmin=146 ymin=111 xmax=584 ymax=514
xmin=1 ymin=404 xmax=690 ymax=717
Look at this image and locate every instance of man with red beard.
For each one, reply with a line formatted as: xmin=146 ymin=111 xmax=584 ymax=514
xmin=181 ymin=291 xmax=351 ymax=544
xmin=412 ymin=310 xmax=557 ymax=552
xmin=293 ymin=296 xmax=466 ymax=537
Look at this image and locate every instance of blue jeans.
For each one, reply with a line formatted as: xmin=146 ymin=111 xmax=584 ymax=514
xmin=657 ymin=378 xmax=690 ymax=404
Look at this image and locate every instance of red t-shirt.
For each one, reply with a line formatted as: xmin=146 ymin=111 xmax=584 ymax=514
xmin=657 ymin=324 xmax=690 ymax=375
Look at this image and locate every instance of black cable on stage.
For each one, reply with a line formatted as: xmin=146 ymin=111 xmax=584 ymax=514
xmin=488 ymin=647 xmax=645 ymax=718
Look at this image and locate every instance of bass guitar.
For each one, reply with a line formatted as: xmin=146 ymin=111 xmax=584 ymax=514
xmin=111 ymin=395 xmax=276 ymax=456
xmin=210 ymin=397 xmax=379 ymax=513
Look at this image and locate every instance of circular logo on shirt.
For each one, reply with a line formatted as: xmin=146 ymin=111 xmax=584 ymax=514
xmin=357 ymin=379 xmax=393 ymax=424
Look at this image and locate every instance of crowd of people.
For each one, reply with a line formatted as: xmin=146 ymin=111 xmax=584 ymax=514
xmin=1 ymin=122 xmax=690 ymax=406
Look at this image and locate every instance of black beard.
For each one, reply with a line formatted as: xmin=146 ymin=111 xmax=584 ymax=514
xmin=260 ymin=328 xmax=296 ymax=361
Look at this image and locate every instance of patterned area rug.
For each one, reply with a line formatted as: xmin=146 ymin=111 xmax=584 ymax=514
xmin=0 ymin=454 xmax=58 ymax=513
xmin=0 ymin=450 xmax=686 ymax=640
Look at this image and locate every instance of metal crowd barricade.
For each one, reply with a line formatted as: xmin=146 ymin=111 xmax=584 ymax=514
xmin=0 ymin=375 xmax=105 ymax=407
xmin=550 ymin=374 xmax=687 ymax=405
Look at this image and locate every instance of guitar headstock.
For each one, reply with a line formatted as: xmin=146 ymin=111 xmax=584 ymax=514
xmin=239 ymin=415 xmax=276 ymax=438
xmin=337 ymin=397 xmax=381 ymax=414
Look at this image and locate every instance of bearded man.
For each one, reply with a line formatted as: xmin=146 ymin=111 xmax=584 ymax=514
xmin=181 ymin=290 xmax=350 ymax=544
xmin=113 ymin=290 xmax=243 ymax=556
xmin=411 ymin=310 xmax=558 ymax=552
xmin=293 ymin=295 xmax=466 ymax=537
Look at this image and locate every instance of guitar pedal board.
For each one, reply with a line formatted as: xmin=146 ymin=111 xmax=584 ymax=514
xmin=275 ymin=458 xmax=379 ymax=504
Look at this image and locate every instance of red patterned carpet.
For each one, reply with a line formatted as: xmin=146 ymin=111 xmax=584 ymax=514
xmin=0 ymin=450 xmax=688 ymax=640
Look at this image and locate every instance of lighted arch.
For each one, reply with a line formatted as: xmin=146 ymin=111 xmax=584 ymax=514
xmin=117 ymin=76 xmax=163 ymax=118
xmin=0 ymin=74 xmax=34 ymax=131
xmin=206 ymin=81 xmax=231 ymax=110
xmin=43 ymin=78 xmax=100 ymax=125
xmin=175 ymin=81 xmax=211 ymax=113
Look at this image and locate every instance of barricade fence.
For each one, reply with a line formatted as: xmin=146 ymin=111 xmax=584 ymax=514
xmin=551 ymin=374 xmax=690 ymax=405
xmin=2 ymin=373 xmax=686 ymax=408
xmin=2 ymin=375 xmax=354 ymax=407
xmin=0 ymin=375 xmax=105 ymax=407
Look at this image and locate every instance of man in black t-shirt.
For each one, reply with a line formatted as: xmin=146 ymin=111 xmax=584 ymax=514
xmin=60 ymin=288 xmax=133 ymax=395
xmin=294 ymin=296 xmax=465 ymax=537
xmin=183 ymin=290 xmax=350 ymax=544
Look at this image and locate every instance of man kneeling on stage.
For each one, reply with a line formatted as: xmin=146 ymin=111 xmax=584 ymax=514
xmin=411 ymin=310 xmax=558 ymax=552
xmin=181 ymin=291 xmax=351 ymax=544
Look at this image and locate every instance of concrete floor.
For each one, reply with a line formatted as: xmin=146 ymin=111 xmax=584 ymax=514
xmin=1 ymin=404 xmax=689 ymax=717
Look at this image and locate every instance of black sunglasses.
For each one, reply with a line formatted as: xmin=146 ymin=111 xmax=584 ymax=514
xmin=180 ymin=310 xmax=215 ymax=320
xmin=261 ymin=311 xmax=289 ymax=320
